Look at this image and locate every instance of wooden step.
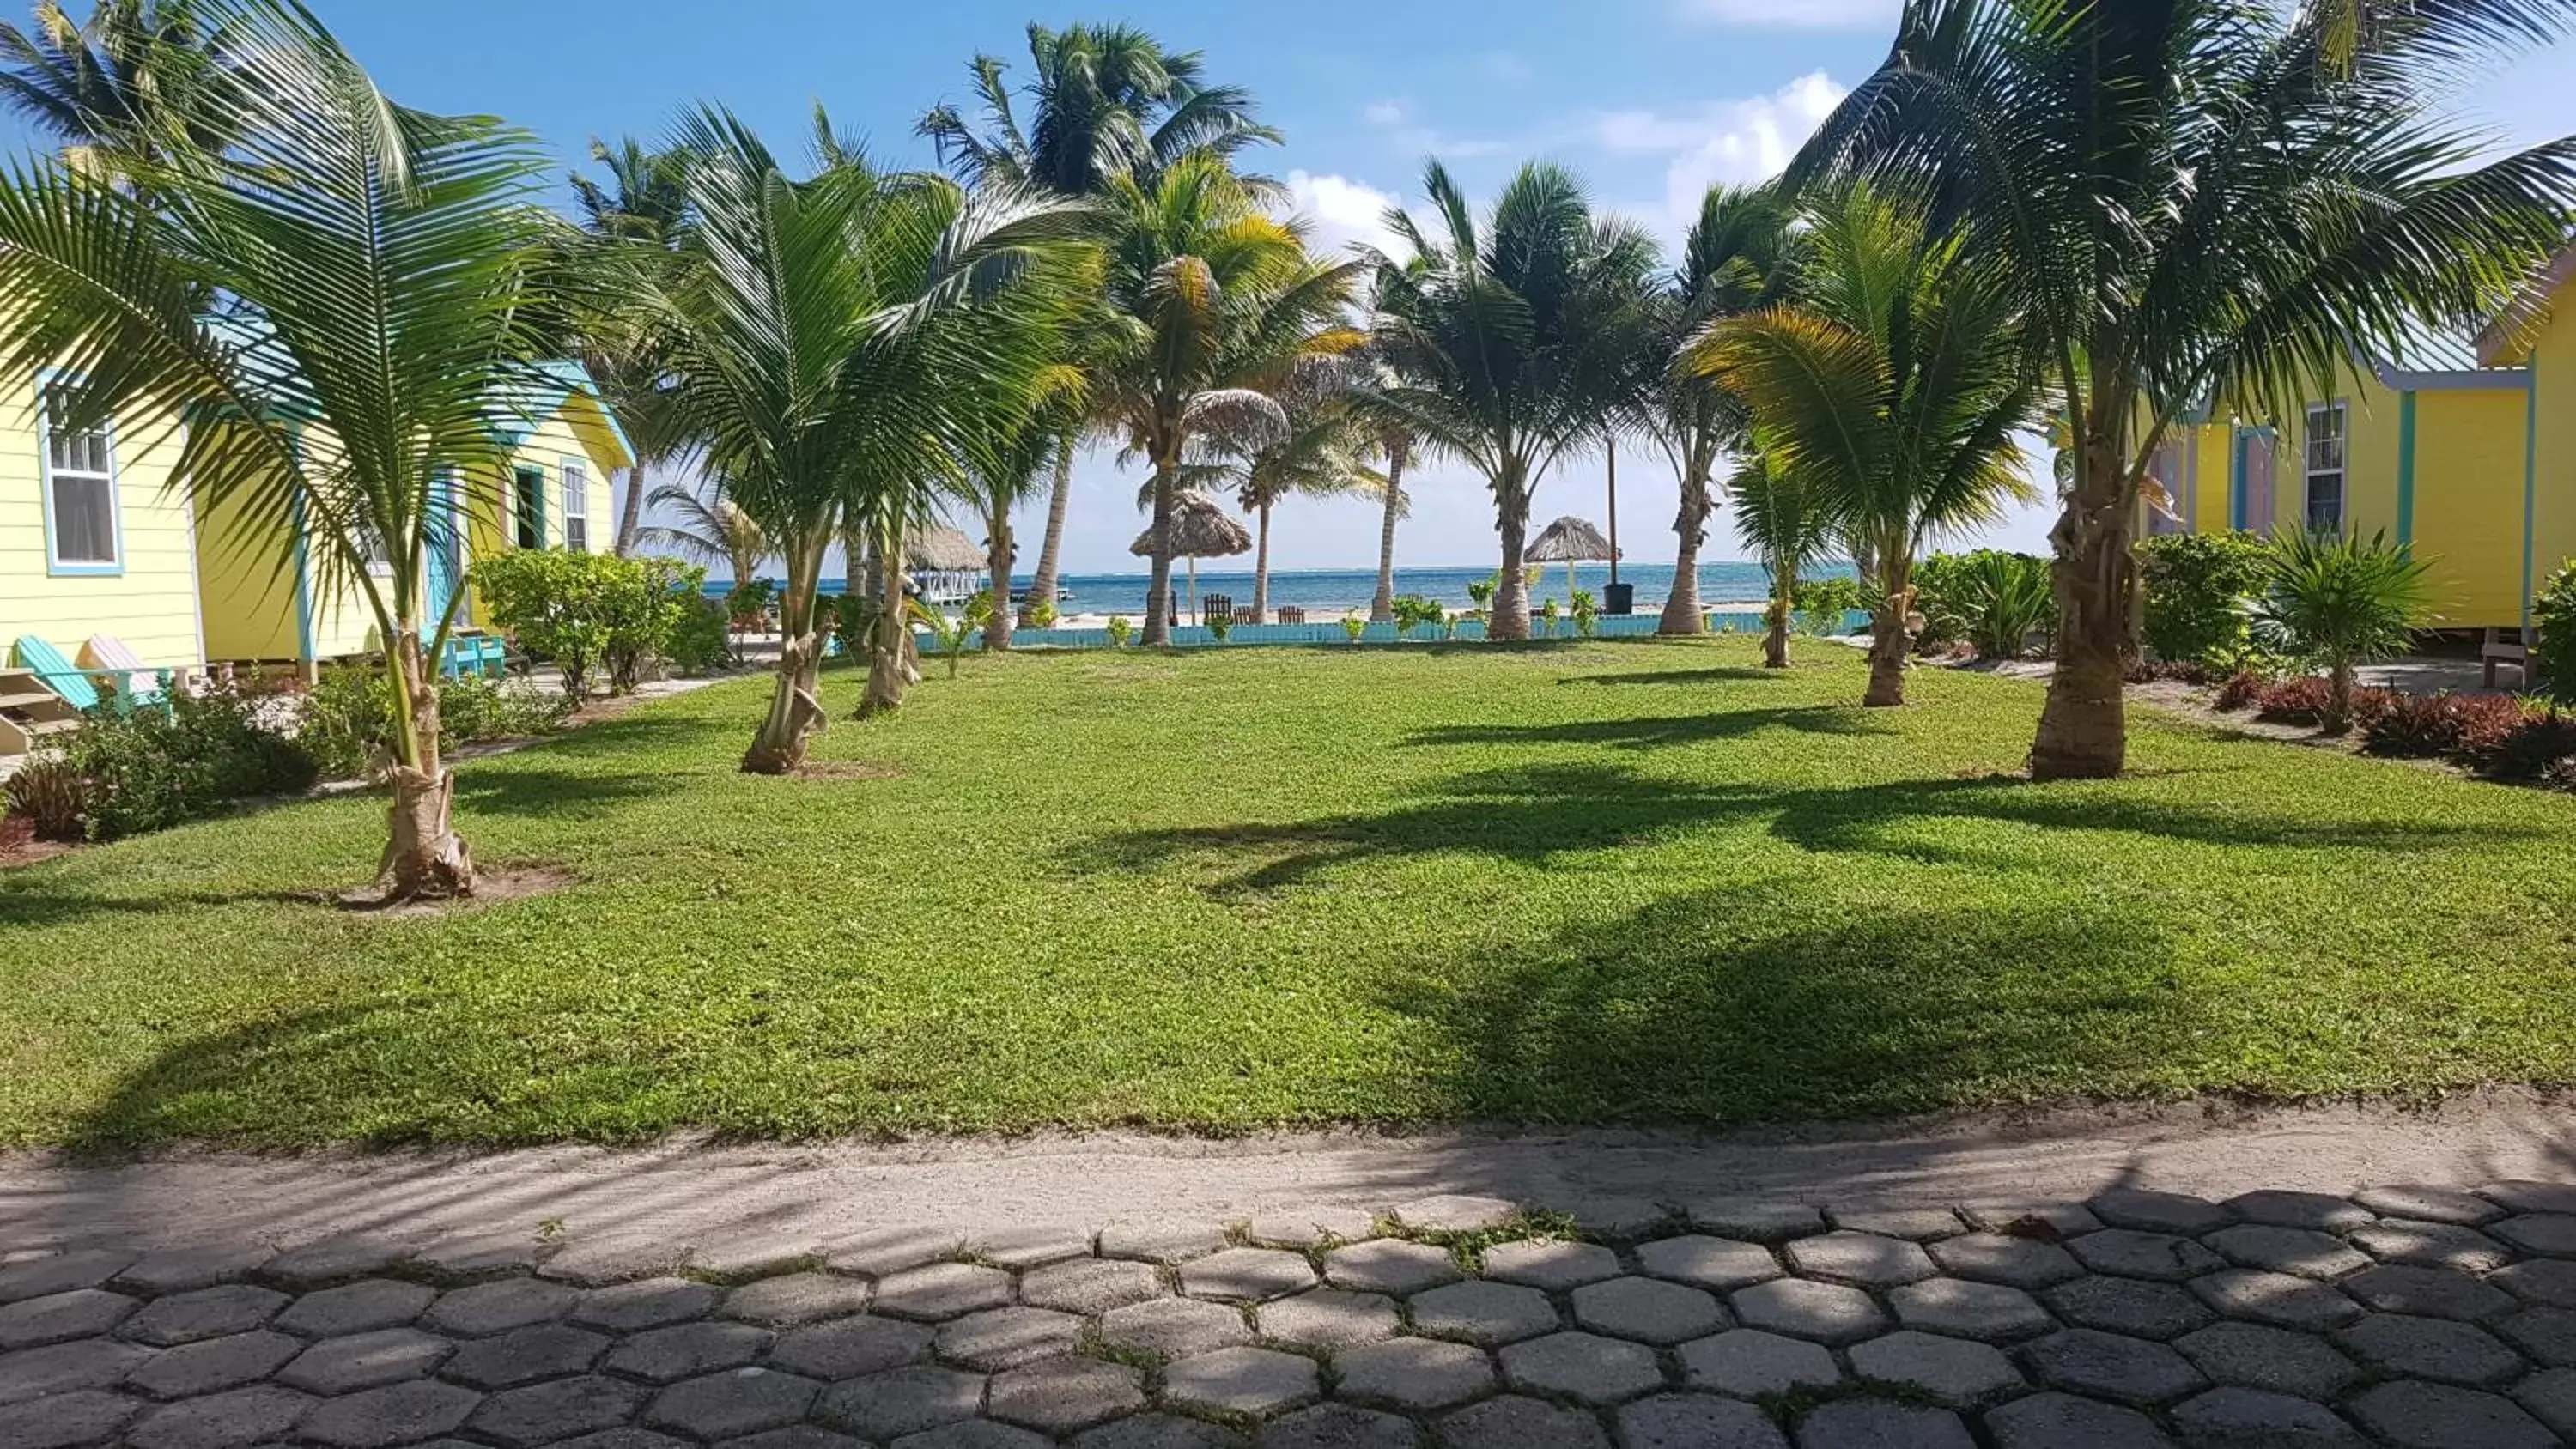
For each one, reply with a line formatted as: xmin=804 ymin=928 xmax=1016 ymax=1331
xmin=0 ymin=690 xmax=63 ymax=710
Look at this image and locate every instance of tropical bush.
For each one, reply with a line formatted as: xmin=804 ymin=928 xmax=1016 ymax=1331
xmin=2473 ymin=709 xmax=2576 ymax=784
xmin=2363 ymin=692 xmax=2527 ymax=760
xmin=829 ymin=592 xmax=876 ymax=661
xmin=1389 ymin=594 xmax=1444 ymax=638
xmin=49 ymin=685 xmax=318 ymax=842
xmin=1791 ymin=574 xmax=1865 ymax=621
xmin=599 ymin=558 xmax=704 ymax=694
xmin=726 ymin=578 xmax=778 ymax=629
xmin=1024 ymin=597 xmax=1059 ymax=630
xmin=1105 ymin=615 xmax=1133 ymax=647
xmin=472 ymin=551 xmax=697 ymax=699
xmin=1571 ymin=588 xmax=1599 ymax=639
xmin=1208 ymin=614 xmax=1232 ymax=642
xmin=301 ymin=666 xmax=571 ymax=780
xmin=1342 ymin=615 xmax=1366 ymax=643
xmin=666 ymin=592 xmax=735 ymax=675
xmin=2139 ymin=531 xmax=2270 ymax=668
xmin=2251 ymin=677 xmax=2392 ymax=730
xmin=2532 ymin=561 xmax=2576 ymax=706
xmin=1918 ymin=550 xmax=2054 ymax=659
xmin=2213 ymin=670 xmax=2267 ymax=712
xmin=2250 ymin=530 xmax=2437 ymax=734
xmin=3 ymin=755 xmax=84 ymax=840
xmin=1540 ymin=598 xmax=1561 ymax=637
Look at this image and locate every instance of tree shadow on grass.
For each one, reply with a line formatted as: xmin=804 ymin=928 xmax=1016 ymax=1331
xmin=1557 ymin=667 xmax=1785 ymax=688
xmin=1406 ymin=706 xmax=1895 ymax=751
xmin=452 ymin=767 xmax=668 ymax=821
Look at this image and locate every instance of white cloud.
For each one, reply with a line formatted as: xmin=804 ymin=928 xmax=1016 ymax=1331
xmin=1593 ymin=72 xmax=1846 ymax=224
xmin=1362 ymin=99 xmax=1410 ymax=128
xmin=1677 ymin=0 xmax=1897 ymax=27
xmin=1285 ymin=170 xmax=1410 ymax=262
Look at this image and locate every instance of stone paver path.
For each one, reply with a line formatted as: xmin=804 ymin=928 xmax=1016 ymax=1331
xmin=12 ymin=1179 xmax=2576 ymax=1446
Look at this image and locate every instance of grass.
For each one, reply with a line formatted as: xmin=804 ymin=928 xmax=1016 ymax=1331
xmin=4 ymin=636 xmax=2575 ymax=1150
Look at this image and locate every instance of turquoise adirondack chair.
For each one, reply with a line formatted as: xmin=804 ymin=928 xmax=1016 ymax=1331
xmin=10 ymin=635 xmax=102 ymax=713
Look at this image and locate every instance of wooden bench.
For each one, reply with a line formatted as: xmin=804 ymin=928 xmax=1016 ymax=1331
xmin=1201 ymin=594 xmax=1233 ymax=627
xmin=2485 ymin=627 xmax=2541 ymax=691
xmin=1276 ymin=606 xmax=1307 ymax=625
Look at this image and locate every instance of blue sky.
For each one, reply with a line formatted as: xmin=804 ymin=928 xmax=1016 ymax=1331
xmin=20 ymin=2 xmax=2576 ymax=575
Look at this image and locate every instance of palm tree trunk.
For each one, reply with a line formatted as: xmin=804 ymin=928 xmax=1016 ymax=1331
xmin=380 ymin=626 xmax=473 ymax=897
xmin=864 ymin=528 xmax=910 ymax=717
xmin=1864 ymin=538 xmax=1914 ymax=707
xmin=2031 ymin=435 xmax=2132 ymax=779
xmin=1488 ymin=465 xmax=1534 ymax=641
xmin=1370 ymin=441 xmax=1406 ymax=623
xmin=1661 ymin=463 xmax=1710 ymax=634
xmin=1018 ymin=431 xmax=1075 ymax=627
xmin=984 ymin=510 xmax=1014 ymax=652
xmin=614 ymin=464 xmax=649 ymax=557
xmin=744 ymin=541 xmax=828 ymax=773
xmin=1142 ymin=458 xmax=1178 ymax=647
xmin=1765 ymin=561 xmax=1794 ymax=669
xmin=1251 ymin=501 xmax=1272 ymax=623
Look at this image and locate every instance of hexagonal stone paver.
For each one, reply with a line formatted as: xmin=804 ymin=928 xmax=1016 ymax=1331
xmin=0 ymin=1387 xmax=139 ymax=1449
xmin=1849 ymin=1329 xmax=2023 ymax=1405
xmin=1982 ymin=1391 xmax=2170 ymax=1449
xmin=1257 ymin=1288 xmax=1400 ymax=1347
xmin=426 ymin=1277 xmax=577 ymax=1337
xmin=1564 ymin=1276 xmax=1719 ymax=1346
xmin=1683 ymin=1197 xmax=1825 ymax=1243
xmin=127 ymin=1329 xmax=303 ymax=1399
xmin=1889 ymin=1277 xmax=2052 ymax=1342
xmin=1678 ymin=1329 xmax=1840 ymax=1397
xmin=1164 ymin=1345 xmax=1318 ymax=1417
xmin=300 ymin=1379 xmax=482 ymax=1449
xmin=1615 ymin=1393 xmax=1786 ymax=1449
xmin=875 ymin=1263 xmax=1015 ymax=1322
xmin=2355 ymin=1185 xmax=2503 ymax=1224
xmin=2204 ymin=1225 xmax=2368 ymax=1282
xmin=2348 ymin=1219 xmax=2512 ymax=1273
xmin=2499 ymin=1304 xmax=2576 ymax=1366
xmin=2342 ymin=1263 xmax=2516 ymax=1321
xmin=568 ymin=1277 xmax=720 ymax=1334
xmin=2171 ymin=1386 xmax=2362 ymax=1448
xmin=1318 ymin=1240 xmax=1457 ymax=1296
xmin=1794 ymin=1399 xmax=1972 ymax=1449
xmin=1925 ymin=1234 xmax=2082 ymax=1290
xmin=2173 ymin=1320 xmax=2359 ymax=1399
xmin=261 ymin=1234 xmax=416 ymax=1291
xmin=1826 ymin=1206 xmax=1964 ymax=1241
xmin=1393 ymin=1195 xmax=1516 ymax=1234
xmin=1730 ymin=1277 xmax=1886 ymax=1344
xmin=1960 ymin=1203 xmax=2104 ymax=1237
xmin=2487 ymin=1181 xmax=2576 ymax=1215
xmin=413 ymin=1231 xmax=551 ymax=1282
xmin=2021 ymin=1328 xmax=2208 ymax=1405
xmin=1261 ymin=1403 xmax=1420 ymax=1449
xmin=728 ymin=1430 xmax=860 ymax=1449
xmin=2189 ymin=1270 xmax=2361 ymax=1331
xmin=1244 ymin=1208 xmax=1376 ymax=1248
xmin=724 ymin=1272 xmax=871 ymax=1327
xmin=468 ymin=1374 xmax=647 ymax=1449
xmin=2495 ymin=1214 xmax=2576 ymax=1257
xmin=124 ymin=1282 xmax=289 ymax=1345
xmin=1497 ymin=1331 xmax=1662 ymax=1404
xmin=2336 ymin=1312 xmax=2524 ymax=1385
xmin=643 ymin=1369 xmax=823 ymax=1440
xmin=0 ymin=1288 xmax=135 ymax=1348
xmin=0 ymin=1337 xmax=153 ymax=1404
xmin=987 ymin=1357 xmax=1148 ymax=1434
xmin=965 ymin=1227 xmax=1093 ymax=1271
xmin=1782 ymin=1231 xmax=1935 ymax=1288
xmin=914 ymin=1421 xmax=1055 ymax=1449
xmin=277 ymin=1326 xmax=455 ymax=1393
xmin=2044 ymin=1276 xmax=2214 ymax=1340
xmin=2090 ymin=1190 xmax=2231 ymax=1236
xmin=1334 ymin=1336 xmax=1495 ymax=1411
xmin=125 ymin=1384 xmax=312 ymax=1449
xmin=1098 ymin=1296 xmax=1253 ymax=1360
xmin=2223 ymin=1191 xmax=2373 ymax=1234
xmin=0 ymin=1249 xmax=137 ymax=1304
xmin=1186 ymin=1248 xmax=1321 ymax=1303
xmin=604 ymin=1319 xmax=770 ymax=1383
xmin=1072 ymin=1412 xmax=1236 ymax=1448
xmin=442 ymin=1323 xmax=609 ymax=1388
xmin=816 ymin=1365 xmax=987 ymax=1440
xmin=1411 ymin=1280 xmax=1556 ymax=1346
xmin=2518 ymin=1366 xmax=2576 ymax=1440
xmin=1434 ymin=1395 xmax=1609 ymax=1449
xmin=935 ymin=1306 xmax=1083 ymax=1370
xmin=1020 ymin=1257 xmax=1163 ymax=1315
xmin=2494 ymin=1258 xmax=2576 ymax=1307
xmin=1097 ymin=1222 xmax=1229 ymax=1265
xmin=2066 ymin=1230 xmax=2223 ymax=1282
xmin=2345 ymin=1380 xmax=2558 ymax=1449
xmin=1635 ymin=1236 xmax=1781 ymax=1294
xmin=1481 ymin=1240 xmax=1621 ymax=1292
xmin=276 ymin=1279 xmax=437 ymax=1338
xmin=769 ymin=1315 xmax=934 ymax=1379
xmin=535 ymin=1234 xmax=688 ymax=1288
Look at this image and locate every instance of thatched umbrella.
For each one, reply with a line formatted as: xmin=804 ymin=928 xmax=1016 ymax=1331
xmin=1130 ymin=489 xmax=1254 ymax=625
xmin=904 ymin=524 xmax=983 ymax=573
xmin=1526 ymin=515 xmax=1621 ymax=605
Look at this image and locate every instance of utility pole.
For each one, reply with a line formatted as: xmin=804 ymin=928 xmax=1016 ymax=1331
xmin=1607 ymin=437 xmax=1619 ymax=587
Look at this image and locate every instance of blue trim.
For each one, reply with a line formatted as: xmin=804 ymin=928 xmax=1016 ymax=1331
xmin=290 ymin=491 xmax=316 ymax=661
xmin=2396 ymin=391 xmax=2417 ymax=544
xmin=2524 ymin=358 xmax=2542 ymax=629
xmin=2230 ymin=430 xmax=2249 ymax=530
xmin=34 ymin=367 xmax=125 ymax=576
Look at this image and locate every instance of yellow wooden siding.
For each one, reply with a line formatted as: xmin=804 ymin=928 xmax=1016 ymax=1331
xmin=193 ymin=486 xmax=301 ymax=662
xmin=0 ymin=375 xmax=204 ymax=670
xmin=2410 ymin=389 xmax=2535 ymax=628
xmin=2529 ymin=302 xmax=2576 ymax=614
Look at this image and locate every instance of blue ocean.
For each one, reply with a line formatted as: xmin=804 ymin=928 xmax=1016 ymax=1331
xmin=774 ymin=561 xmax=1851 ymax=616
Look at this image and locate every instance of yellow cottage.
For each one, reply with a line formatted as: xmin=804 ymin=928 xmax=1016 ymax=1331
xmin=194 ymin=361 xmax=635 ymax=672
xmin=2153 ymin=257 xmax=2576 ymax=632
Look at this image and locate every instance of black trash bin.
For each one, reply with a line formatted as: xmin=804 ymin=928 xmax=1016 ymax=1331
xmin=1603 ymin=581 xmax=1635 ymax=615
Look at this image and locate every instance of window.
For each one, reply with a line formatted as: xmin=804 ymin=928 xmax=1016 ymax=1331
xmin=2304 ymin=402 xmax=2347 ymax=531
xmin=352 ymin=517 xmax=392 ymax=573
xmin=561 ymin=461 xmax=588 ymax=552
xmin=513 ymin=466 xmax=545 ymax=549
xmin=41 ymin=384 xmax=118 ymax=568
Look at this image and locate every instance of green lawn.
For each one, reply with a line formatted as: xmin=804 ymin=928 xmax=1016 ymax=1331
xmin=5 ymin=637 xmax=2574 ymax=1149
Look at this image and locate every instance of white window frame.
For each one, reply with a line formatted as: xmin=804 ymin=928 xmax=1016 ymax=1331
xmin=39 ymin=379 xmax=122 ymax=574
xmin=2304 ymin=400 xmax=2348 ymax=532
xmin=560 ymin=458 xmax=589 ymax=553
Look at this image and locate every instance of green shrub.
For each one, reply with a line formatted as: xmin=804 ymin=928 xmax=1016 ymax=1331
xmin=2531 ymin=560 xmax=2576 ymax=706
xmin=1342 ymin=614 xmax=1366 ymax=643
xmin=2251 ymin=529 xmax=2439 ymax=733
xmin=299 ymin=664 xmax=569 ymax=780
xmin=1917 ymin=550 xmax=2055 ymax=659
xmin=666 ymin=591 xmax=734 ymax=674
xmin=1571 ymin=587 xmax=1599 ymax=639
xmin=2139 ymin=530 xmax=2270 ymax=667
xmin=1024 ymin=596 xmax=1059 ymax=629
xmin=1390 ymin=594 xmax=1445 ymax=638
xmin=58 ymin=684 xmax=318 ymax=841
xmin=1540 ymin=598 xmax=1561 ymax=636
xmin=472 ymin=551 xmax=697 ymax=699
xmin=599 ymin=557 xmax=702 ymax=694
xmin=1466 ymin=576 xmax=1498 ymax=621
xmin=3 ymin=755 xmax=84 ymax=840
xmin=1791 ymin=573 xmax=1865 ymax=617
xmin=1208 ymin=614 xmax=1232 ymax=642
xmin=1105 ymin=615 xmax=1132 ymax=647
xmin=726 ymin=578 xmax=776 ymax=628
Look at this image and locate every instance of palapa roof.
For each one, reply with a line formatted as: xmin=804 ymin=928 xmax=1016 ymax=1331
xmin=1525 ymin=515 xmax=1620 ymax=563
xmin=1129 ymin=489 xmax=1254 ymax=560
xmin=905 ymin=524 xmax=984 ymax=573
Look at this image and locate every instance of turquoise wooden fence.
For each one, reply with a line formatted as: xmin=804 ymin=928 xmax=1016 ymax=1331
xmin=916 ymin=609 xmax=1868 ymax=652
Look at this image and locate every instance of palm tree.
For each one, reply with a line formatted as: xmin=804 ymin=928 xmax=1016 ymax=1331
xmin=567 ymin=135 xmax=691 ymax=557
xmin=635 ymin=477 xmax=770 ymax=586
xmin=0 ymin=0 xmax=554 ymax=898
xmin=629 ymin=109 xmax=1089 ymax=770
xmin=920 ymin=22 xmax=1281 ymax=628
xmin=0 ymin=0 xmax=233 ymax=174
xmin=1694 ymin=185 xmax=2037 ymax=706
xmin=953 ymin=379 xmax=1085 ymax=651
xmin=1794 ymin=0 xmax=2576 ymax=777
xmin=1199 ymin=365 xmax=1380 ymax=621
xmin=1727 ymin=454 xmax=1841 ymax=669
xmin=1091 ymin=153 xmax=1363 ymax=646
xmin=1642 ymin=184 xmax=1801 ymax=634
xmin=1369 ymin=161 xmax=1662 ymax=640
xmin=2252 ymin=528 xmax=2439 ymax=733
